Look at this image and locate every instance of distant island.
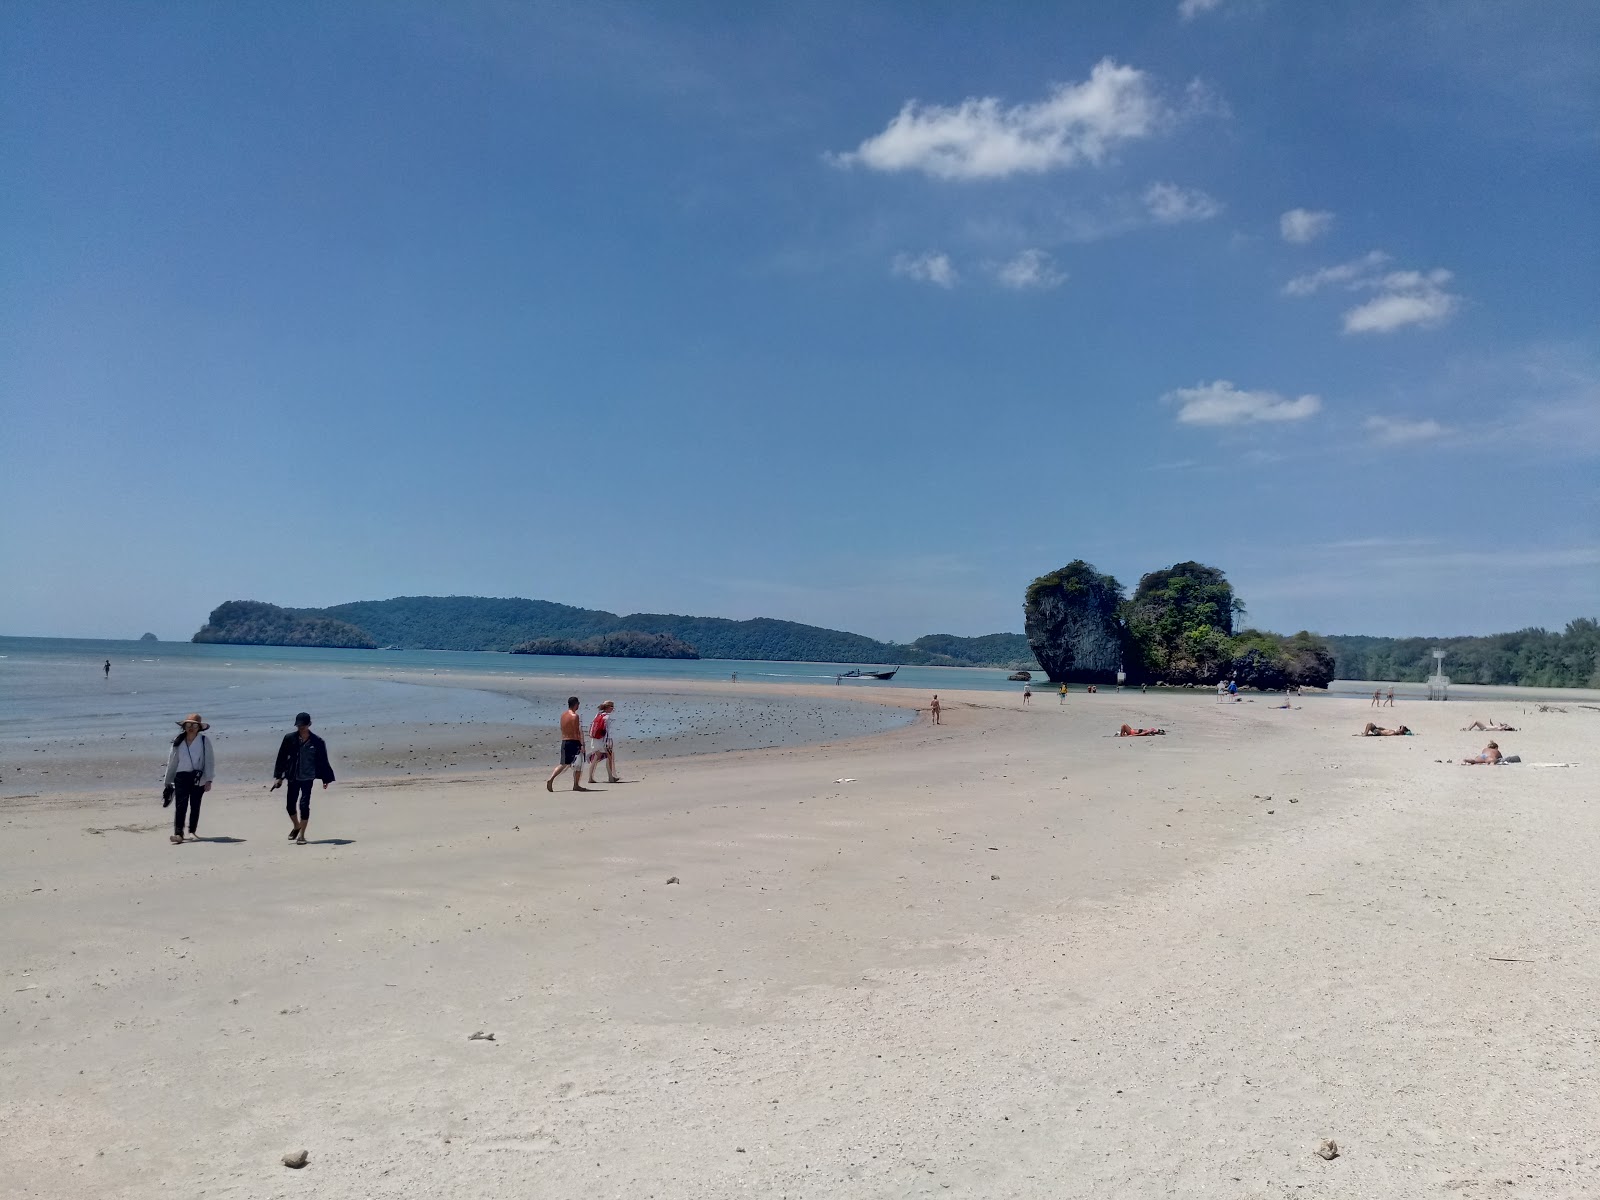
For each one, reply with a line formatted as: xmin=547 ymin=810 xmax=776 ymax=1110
xmin=512 ymin=631 xmax=699 ymax=659
xmin=139 ymin=632 xmax=158 ymax=641
xmin=193 ymin=600 xmax=378 ymax=649
xmin=190 ymin=596 xmax=1034 ymax=667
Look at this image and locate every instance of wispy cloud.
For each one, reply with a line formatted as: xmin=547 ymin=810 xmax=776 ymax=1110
xmin=1284 ymin=251 xmax=1461 ymax=333
xmin=1364 ymin=415 xmax=1449 ymax=445
xmin=1283 ymin=250 xmax=1391 ymax=296
xmin=1144 ymin=182 xmax=1222 ymax=223
xmin=1344 ymin=269 xmax=1459 ymax=333
xmin=1280 ymin=207 xmax=1335 ymax=243
xmin=1179 ymin=0 xmax=1224 ymax=20
xmin=1165 ymin=380 xmax=1322 ymax=426
xmin=830 ymin=59 xmax=1169 ymax=181
xmin=891 ymin=250 xmax=958 ymax=288
xmin=993 ymin=248 xmax=1066 ymax=290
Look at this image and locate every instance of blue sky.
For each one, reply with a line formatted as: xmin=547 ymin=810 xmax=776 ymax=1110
xmin=3 ymin=0 xmax=1596 ymax=642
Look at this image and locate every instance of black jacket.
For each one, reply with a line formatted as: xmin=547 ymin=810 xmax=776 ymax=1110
xmin=274 ymin=731 xmax=335 ymax=784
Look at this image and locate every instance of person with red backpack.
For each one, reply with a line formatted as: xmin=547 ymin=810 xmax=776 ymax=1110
xmin=587 ymin=700 xmax=620 ymax=784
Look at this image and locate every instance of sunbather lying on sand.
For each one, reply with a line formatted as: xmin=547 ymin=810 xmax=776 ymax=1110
xmin=1462 ymin=741 xmax=1503 ymax=765
xmin=1462 ymin=720 xmax=1516 ymax=731
xmin=1361 ymin=723 xmax=1412 ymax=736
xmin=1118 ymin=724 xmax=1166 ymax=737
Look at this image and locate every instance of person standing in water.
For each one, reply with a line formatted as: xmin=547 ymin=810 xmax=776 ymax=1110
xmin=587 ymin=700 xmax=620 ymax=784
xmin=103 ymin=659 xmax=111 ymax=679
xmin=271 ymin=712 xmax=335 ymax=845
xmin=929 ymin=694 xmax=942 ymax=725
xmin=163 ymin=714 xmax=214 ymax=844
xmin=546 ymin=697 xmax=589 ymax=792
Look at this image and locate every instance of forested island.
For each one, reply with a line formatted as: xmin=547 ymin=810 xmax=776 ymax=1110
xmin=190 ymin=597 xmax=1033 ymax=666
xmin=1024 ymin=560 xmax=1599 ymax=688
xmin=193 ymin=600 xmax=378 ymax=649
xmin=512 ymin=632 xmax=699 ymax=659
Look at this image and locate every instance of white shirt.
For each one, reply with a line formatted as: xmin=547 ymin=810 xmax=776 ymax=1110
xmin=178 ymin=737 xmax=206 ymax=773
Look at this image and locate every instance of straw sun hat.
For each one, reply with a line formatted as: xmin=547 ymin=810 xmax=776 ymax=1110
xmin=176 ymin=713 xmax=210 ymax=731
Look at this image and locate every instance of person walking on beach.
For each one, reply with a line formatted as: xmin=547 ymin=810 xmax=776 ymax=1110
xmin=546 ymin=697 xmax=589 ymax=792
xmin=1059 ymin=683 xmax=1068 ymax=704
xmin=1022 ymin=683 xmax=1031 ymax=705
xmin=1371 ymin=688 xmax=1382 ymax=707
xmin=929 ymin=694 xmax=942 ymax=725
xmin=271 ymin=712 xmax=335 ymax=845
xmin=162 ymin=714 xmax=214 ymax=844
xmin=1385 ymin=686 xmax=1395 ymax=707
xmin=103 ymin=659 xmax=111 ymax=679
xmin=587 ymin=701 xmax=620 ymax=784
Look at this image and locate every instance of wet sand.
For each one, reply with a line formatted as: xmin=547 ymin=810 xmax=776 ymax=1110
xmin=1 ymin=684 xmax=1596 ymax=1198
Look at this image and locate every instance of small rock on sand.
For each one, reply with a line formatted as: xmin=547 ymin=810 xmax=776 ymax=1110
xmin=468 ymin=1031 xmax=495 ymax=1041
xmin=1316 ymin=1139 xmax=1340 ymax=1161
xmin=282 ymin=1150 xmax=309 ymax=1169
xmin=666 ymin=876 xmax=680 ymax=885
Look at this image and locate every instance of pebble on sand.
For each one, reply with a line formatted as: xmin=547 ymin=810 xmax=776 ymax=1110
xmin=1316 ymin=1139 xmax=1340 ymax=1161
xmin=468 ymin=1030 xmax=496 ymax=1041
xmin=282 ymin=1150 xmax=309 ymax=1169
xmin=667 ymin=876 xmax=680 ymax=884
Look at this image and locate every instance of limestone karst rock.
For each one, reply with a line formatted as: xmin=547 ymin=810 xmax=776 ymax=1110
xmin=1023 ymin=561 xmax=1127 ymax=683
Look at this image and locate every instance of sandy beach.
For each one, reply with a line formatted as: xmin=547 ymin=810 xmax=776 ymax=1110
xmin=2 ymin=681 xmax=1597 ymax=1199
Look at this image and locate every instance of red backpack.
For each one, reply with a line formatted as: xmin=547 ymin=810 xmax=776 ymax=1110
xmin=590 ymin=712 xmax=608 ymax=739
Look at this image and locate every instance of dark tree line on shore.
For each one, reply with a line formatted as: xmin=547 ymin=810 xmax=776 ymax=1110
xmin=511 ymin=631 xmax=700 ymax=659
xmin=1326 ymin=621 xmax=1600 ymax=687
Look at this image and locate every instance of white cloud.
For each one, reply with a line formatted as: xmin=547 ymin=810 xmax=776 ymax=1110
xmin=1284 ymin=251 xmax=1461 ymax=333
xmin=1279 ymin=207 xmax=1335 ymax=243
xmin=1283 ymin=250 xmax=1390 ymax=296
xmin=1344 ymin=269 xmax=1459 ymax=333
xmin=1144 ymin=182 xmax=1222 ymax=224
xmin=1179 ymin=0 xmax=1224 ymax=19
xmin=831 ymin=59 xmax=1167 ymax=181
xmin=891 ymin=251 xmax=958 ymax=288
xmin=1164 ymin=380 xmax=1322 ymax=426
xmin=994 ymin=248 xmax=1066 ymax=290
xmin=1364 ymin=415 xmax=1449 ymax=445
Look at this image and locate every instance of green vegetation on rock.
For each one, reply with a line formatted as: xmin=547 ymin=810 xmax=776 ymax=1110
xmin=193 ymin=601 xmax=378 ymax=649
xmin=1024 ymin=561 xmax=1335 ymax=688
xmin=1022 ymin=561 xmax=1126 ymax=683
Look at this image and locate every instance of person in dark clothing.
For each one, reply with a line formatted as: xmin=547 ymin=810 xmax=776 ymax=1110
xmin=271 ymin=712 xmax=335 ymax=845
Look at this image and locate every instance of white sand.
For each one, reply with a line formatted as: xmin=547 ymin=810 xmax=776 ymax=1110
xmin=2 ymin=685 xmax=1596 ymax=1198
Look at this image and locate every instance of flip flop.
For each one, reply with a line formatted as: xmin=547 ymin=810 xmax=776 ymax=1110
xmin=296 ymin=835 xmax=307 ymax=845
xmin=288 ymin=828 xmax=299 ymax=840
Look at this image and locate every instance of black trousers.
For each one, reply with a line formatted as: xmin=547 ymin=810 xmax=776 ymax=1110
xmin=286 ymin=779 xmax=314 ymax=820
xmin=173 ymin=770 xmax=205 ymax=837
